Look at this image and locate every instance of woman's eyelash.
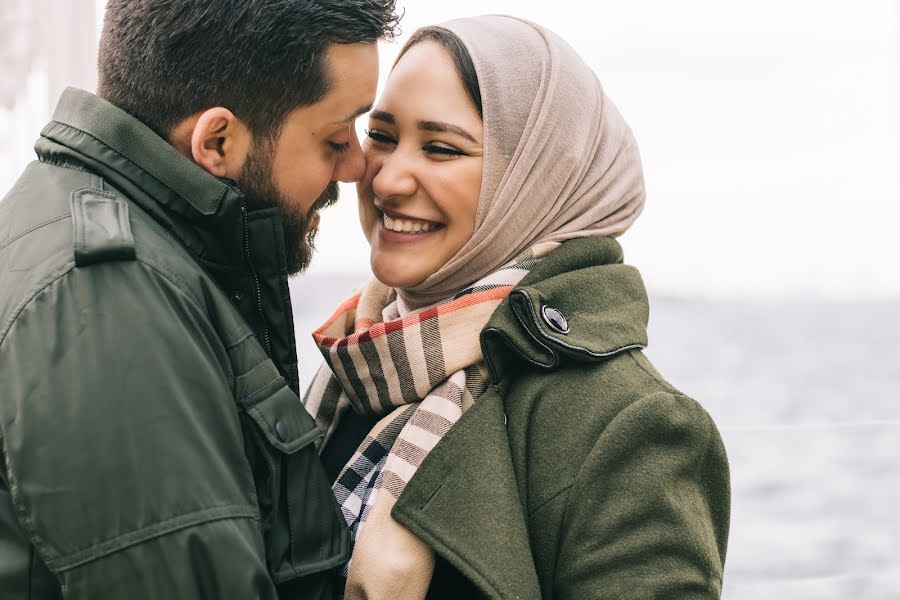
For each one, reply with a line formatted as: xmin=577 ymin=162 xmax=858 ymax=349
xmin=424 ymin=145 xmax=464 ymax=156
xmin=329 ymin=141 xmax=351 ymax=153
xmin=365 ymin=129 xmax=395 ymax=144
xmin=365 ymin=130 xmax=464 ymax=157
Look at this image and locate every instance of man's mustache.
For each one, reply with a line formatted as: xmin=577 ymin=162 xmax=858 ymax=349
xmin=308 ymin=182 xmax=339 ymax=217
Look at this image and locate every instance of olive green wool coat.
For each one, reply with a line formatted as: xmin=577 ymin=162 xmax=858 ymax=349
xmin=392 ymin=237 xmax=730 ymax=599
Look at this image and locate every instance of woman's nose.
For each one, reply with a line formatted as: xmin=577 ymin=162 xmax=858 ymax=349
xmin=371 ymin=151 xmax=417 ymax=199
xmin=334 ymin=133 xmax=366 ymax=183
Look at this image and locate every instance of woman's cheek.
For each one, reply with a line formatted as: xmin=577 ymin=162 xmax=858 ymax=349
xmin=357 ymin=189 xmax=377 ymax=244
xmin=361 ymin=143 xmax=384 ymax=179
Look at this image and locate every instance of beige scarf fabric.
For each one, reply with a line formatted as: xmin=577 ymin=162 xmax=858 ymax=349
xmin=400 ymin=15 xmax=646 ymax=309
xmin=305 ymin=245 xmax=558 ymax=599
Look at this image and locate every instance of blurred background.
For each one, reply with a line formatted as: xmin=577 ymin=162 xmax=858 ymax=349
xmin=2 ymin=1 xmax=898 ymax=597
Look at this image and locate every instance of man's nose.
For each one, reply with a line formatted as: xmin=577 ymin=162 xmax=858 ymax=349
xmin=334 ymin=133 xmax=366 ymax=183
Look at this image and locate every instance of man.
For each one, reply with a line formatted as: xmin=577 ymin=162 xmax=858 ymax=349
xmin=0 ymin=1 xmax=399 ymax=597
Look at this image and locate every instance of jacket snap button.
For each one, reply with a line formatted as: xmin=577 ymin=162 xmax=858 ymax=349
xmin=274 ymin=420 xmax=289 ymax=443
xmin=230 ymin=291 xmax=243 ymax=305
xmin=541 ymin=305 xmax=569 ymax=334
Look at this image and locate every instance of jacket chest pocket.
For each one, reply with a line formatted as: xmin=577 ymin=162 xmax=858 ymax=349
xmin=237 ymin=362 xmax=349 ymax=584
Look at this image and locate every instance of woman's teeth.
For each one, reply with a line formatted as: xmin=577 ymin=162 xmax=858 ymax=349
xmin=383 ymin=214 xmax=439 ymax=233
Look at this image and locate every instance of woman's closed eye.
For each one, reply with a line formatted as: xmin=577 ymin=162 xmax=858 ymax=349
xmin=423 ymin=144 xmax=464 ymax=157
xmin=365 ymin=129 xmax=396 ymax=146
xmin=365 ymin=129 xmax=465 ymax=157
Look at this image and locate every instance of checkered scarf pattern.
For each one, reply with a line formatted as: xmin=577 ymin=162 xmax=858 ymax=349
xmin=303 ymin=244 xmax=556 ymax=594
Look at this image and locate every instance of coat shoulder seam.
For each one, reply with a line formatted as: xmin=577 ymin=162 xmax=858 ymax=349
xmin=0 ymin=213 xmax=71 ymax=255
xmin=0 ymin=260 xmax=75 ymax=352
xmin=624 ymin=350 xmax=685 ymax=397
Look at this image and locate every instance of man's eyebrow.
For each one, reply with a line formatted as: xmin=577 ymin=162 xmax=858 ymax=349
xmin=418 ymin=120 xmax=477 ymax=143
xmin=332 ymin=104 xmax=373 ymax=125
xmin=369 ymin=110 xmax=395 ymax=124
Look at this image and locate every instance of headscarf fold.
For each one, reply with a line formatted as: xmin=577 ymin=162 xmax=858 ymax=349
xmin=399 ymin=15 xmax=645 ymax=309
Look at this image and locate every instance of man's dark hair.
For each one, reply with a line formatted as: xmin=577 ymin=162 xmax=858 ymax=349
xmin=98 ymin=0 xmax=401 ymax=140
xmin=397 ymin=27 xmax=481 ymax=118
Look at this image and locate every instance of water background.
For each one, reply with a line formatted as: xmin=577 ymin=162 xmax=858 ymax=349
xmin=291 ymin=275 xmax=900 ymax=599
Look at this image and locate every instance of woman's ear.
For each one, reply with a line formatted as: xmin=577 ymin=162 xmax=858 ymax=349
xmin=188 ymin=107 xmax=252 ymax=179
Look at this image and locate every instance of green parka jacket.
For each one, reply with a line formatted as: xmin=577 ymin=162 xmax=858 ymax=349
xmin=392 ymin=237 xmax=730 ymax=599
xmin=0 ymin=89 xmax=347 ymax=598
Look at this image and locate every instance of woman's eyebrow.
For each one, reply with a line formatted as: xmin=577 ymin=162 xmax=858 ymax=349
xmin=417 ymin=120 xmax=477 ymax=143
xmin=370 ymin=110 xmax=395 ymax=124
xmin=370 ymin=111 xmax=478 ymax=144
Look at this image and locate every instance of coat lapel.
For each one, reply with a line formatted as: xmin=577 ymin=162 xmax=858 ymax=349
xmin=392 ymin=387 xmax=540 ymax=599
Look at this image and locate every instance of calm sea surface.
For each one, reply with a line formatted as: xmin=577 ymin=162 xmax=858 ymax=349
xmin=291 ymin=276 xmax=900 ymax=599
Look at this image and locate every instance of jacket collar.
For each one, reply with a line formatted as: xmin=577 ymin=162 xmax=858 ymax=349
xmin=36 ymin=87 xmax=252 ymax=268
xmin=36 ymin=88 xmax=300 ymax=392
xmin=481 ymin=237 xmax=649 ymax=390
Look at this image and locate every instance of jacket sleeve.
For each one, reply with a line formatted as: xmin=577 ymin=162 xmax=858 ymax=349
xmin=554 ymin=392 xmax=730 ymax=599
xmin=0 ymin=262 xmax=277 ymax=599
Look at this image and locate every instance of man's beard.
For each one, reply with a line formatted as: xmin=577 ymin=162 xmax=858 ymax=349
xmin=237 ymin=139 xmax=339 ymax=275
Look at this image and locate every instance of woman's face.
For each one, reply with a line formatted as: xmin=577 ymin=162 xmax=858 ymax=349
xmin=357 ymin=40 xmax=484 ymax=289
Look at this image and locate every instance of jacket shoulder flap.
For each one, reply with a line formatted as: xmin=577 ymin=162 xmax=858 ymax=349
xmin=70 ymin=187 xmax=136 ymax=267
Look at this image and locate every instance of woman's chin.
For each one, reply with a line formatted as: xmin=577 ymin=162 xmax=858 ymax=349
xmin=370 ymin=258 xmax=430 ymax=290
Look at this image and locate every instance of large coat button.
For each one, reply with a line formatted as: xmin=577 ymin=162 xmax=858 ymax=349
xmin=541 ymin=305 xmax=569 ymax=334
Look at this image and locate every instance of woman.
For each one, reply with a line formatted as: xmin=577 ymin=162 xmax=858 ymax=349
xmin=304 ymin=15 xmax=730 ymax=599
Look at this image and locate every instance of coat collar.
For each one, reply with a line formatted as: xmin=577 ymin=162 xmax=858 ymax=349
xmin=481 ymin=237 xmax=649 ymax=390
xmin=392 ymin=386 xmax=542 ymax=600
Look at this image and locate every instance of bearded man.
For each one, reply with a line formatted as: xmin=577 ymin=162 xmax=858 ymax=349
xmin=0 ymin=1 xmax=400 ymax=597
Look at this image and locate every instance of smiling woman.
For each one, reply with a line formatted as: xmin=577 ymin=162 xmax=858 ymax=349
xmin=303 ymin=15 xmax=729 ymax=600
xmin=358 ymin=38 xmax=484 ymax=290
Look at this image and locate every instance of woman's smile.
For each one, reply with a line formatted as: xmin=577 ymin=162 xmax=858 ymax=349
xmin=377 ymin=205 xmax=445 ymax=242
xmin=356 ymin=39 xmax=484 ymax=289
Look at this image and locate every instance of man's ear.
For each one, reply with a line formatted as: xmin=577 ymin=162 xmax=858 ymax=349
xmin=171 ymin=107 xmax=252 ymax=180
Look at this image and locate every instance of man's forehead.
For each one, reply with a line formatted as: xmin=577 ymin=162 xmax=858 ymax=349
xmin=296 ymin=42 xmax=378 ymax=128
xmin=330 ymin=104 xmax=373 ymax=126
xmin=323 ymin=43 xmax=379 ymax=112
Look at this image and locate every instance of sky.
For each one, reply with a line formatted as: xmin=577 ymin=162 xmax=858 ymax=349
xmin=2 ymin=0 xmax=899 ymax=299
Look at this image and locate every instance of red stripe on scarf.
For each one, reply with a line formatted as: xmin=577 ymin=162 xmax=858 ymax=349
xmin=317 ymin=294 xmax=362 ymax=332
xmin=313 ymin=286 xmax=514 ymax=347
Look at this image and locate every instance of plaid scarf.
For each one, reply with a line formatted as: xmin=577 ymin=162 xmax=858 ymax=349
xmin=304 ymin=243 xmax=557 ymax=599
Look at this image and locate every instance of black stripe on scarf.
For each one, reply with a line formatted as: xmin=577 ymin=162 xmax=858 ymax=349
xmin=358 ymin=336 xmax=394 ymax=413
xmin=420 ymin=316 xmax=446 ymax=388
xmin=386 ymin=327 xmax=420 ymax=404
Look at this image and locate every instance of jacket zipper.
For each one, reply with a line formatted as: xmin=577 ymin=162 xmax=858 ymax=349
xmin=241 ymin=202 xmax=273 ymax=358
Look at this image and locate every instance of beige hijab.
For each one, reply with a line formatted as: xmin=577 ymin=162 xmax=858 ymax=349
xmin=399 ymin=15 xmax=646 ymax=309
